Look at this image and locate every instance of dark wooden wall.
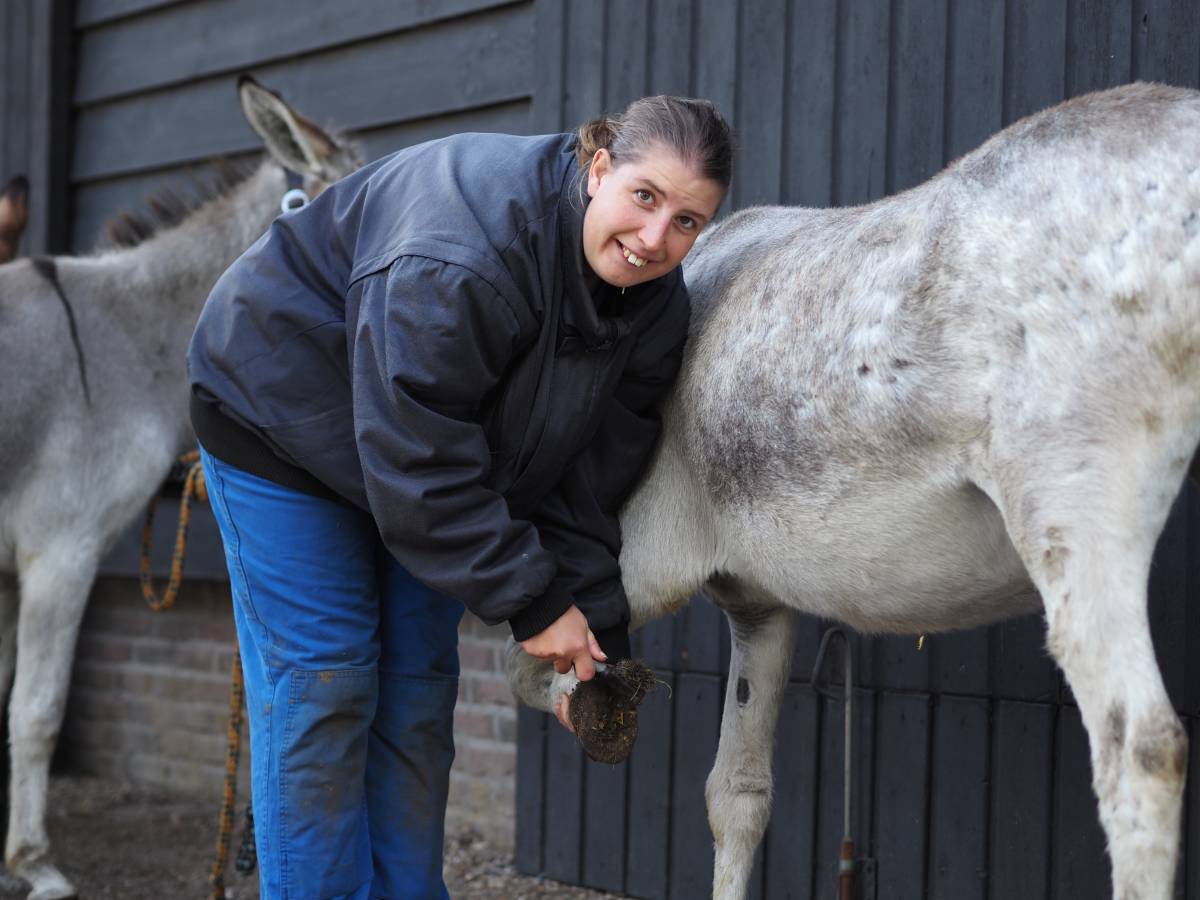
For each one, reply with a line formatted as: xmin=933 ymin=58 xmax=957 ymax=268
xmin=516 ymin=2 xmax=1200 ymax=899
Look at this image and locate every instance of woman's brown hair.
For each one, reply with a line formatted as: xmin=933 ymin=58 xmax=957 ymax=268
xmin=575 ymin=95 xmax=733 ymax=191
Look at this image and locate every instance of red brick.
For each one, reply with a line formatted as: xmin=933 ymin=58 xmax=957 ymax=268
xmin=470 ymin=675 xmax=515 ymax=707
xmin=76 ymin=635 xmax=134 ymax=663
xmin=457 ymin=640 xmax=495 ymax=672
xmin=458 ymin=742 xmax=515 ymax=779
xmin=137 ymin=639 xmax=226 ymax=673
xmin=493 ymin=712 xmax=518 ymax=743
xmin=453 ymin=706 xmax=493 ymax=740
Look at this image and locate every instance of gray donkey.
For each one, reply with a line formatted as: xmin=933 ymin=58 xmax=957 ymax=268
xmin=508 ymin=81 xmax=1200 ymax=900
xmin=0 ymin=79 xmax=358 ymax=899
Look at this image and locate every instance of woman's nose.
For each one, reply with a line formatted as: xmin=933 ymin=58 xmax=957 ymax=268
xmin=639 ymin=215 xmax=670 ymax=254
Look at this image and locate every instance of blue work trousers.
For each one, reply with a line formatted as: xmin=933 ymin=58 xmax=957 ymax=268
xmin=201 ymin=447 xmax=464 ymax=900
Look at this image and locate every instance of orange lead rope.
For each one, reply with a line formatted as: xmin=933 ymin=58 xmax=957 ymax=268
xmin=139 ymin=449 xmax=206 ymax=611
xmin=140 ymin=450 xmax=247 ymax=899
xmin=209 ymin=641 xmax=246 ymax=900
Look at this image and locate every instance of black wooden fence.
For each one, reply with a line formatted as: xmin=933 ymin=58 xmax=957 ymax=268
xmin=516 ymin=2 xmax=1200 ymax=898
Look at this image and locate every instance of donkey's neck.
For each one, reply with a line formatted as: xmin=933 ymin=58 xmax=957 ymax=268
xmin=123 ymin=161 xmax=288 ymax=308
xmin=89 ymin=161 xmax=292 ymax=453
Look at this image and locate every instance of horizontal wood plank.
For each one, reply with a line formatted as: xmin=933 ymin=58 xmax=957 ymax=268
xmin=75 ymin=0 xmax=185 ymax=29
xmin=74 ymin=0 xmax=512 ymax=105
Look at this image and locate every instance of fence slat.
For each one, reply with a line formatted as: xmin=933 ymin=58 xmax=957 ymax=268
xmin=833 ymin=0 xmax=890 ymax=205
xmin=873 ymin=692 xmax=931 ymax=900
xmin=604 ymin=0 xmax=650 ymax=111
xmin=626 ymin=673 xmax=675 ymax=900
xmin=734 ymin=0 xmax=787 ymax=209
xmin=543 ymin=723 xmax=584 ymax=884
xmin=990 ymin=700 xmax=1054 ymax=899
xmin=1003 ymin=0 xmax=1067 ymax=124
xmin=944 ymin=0 xmax=1004 ymax=162
xmin=514 ymin=706 xmax=546 ymax=875
xmin=668 ymin=673 xmax=721 ymax=900
xmin=783 ymin=0 xmax=836 ymax=206
xmin=887 ymin=0 xmax=947 ymax=195
xmin=1066 ymin=0 xmax=1132 ymax=95
xmin=765 ymin=682 xmax=819 ymax=899
xmin=1051 ymin=706 xmax=1111 ymax=897
xmin=990 ymin=615 xmax=1058 ymax=703
xmin=928 ymin=697 xmax=988 ymax=900
xmin=934 ymin=629 xmax=989 ymax=697
xmin=582 ymin=755 xmax=627 ymax=892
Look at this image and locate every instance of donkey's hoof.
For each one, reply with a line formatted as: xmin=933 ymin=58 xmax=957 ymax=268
xmin=11 ymin=860 xmax=76 ymax=900
xmin=570 ymin=659 xmax=657 ymax=764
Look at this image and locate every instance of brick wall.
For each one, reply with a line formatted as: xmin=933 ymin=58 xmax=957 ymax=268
xmin=60 ymin=575 xmax=519 ymax=850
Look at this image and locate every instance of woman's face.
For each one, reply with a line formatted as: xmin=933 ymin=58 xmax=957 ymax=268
xmin=582 ymin=144 xmax=725 ymax=288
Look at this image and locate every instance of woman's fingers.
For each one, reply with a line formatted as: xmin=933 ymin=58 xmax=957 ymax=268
xmin=573 ymin=648 xmax=596 ymax=682
xmin=555 ymin=693 xmax=574 ymax=733
xmin=586 ymin=628 xmax=607 ymax=662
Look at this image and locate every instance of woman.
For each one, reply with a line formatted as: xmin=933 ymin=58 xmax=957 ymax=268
xmin=188 ymin=95 xmax=731 ymax=899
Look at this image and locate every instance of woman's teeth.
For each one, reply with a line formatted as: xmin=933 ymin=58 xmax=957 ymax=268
xmin=621 ymin=244 xmax=647 ymax=268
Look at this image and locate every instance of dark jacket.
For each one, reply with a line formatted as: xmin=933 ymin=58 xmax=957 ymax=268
xmin=187 ymin=132 xmax=690 ymax=657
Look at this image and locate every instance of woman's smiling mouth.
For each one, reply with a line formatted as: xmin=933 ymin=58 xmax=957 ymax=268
xmin=618 ymin=240 xmax=649 ymax=268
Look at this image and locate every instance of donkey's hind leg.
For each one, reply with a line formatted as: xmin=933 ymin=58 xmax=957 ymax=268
xmin=0 ymin=574 xmax=19 ymax=709
xmin=990 ymin=447 xmax=1190 ymax=900
xmin=6 ymin=539 xmax=99 ymax=900
xmin=705 ymin=577 xmax=797 ymax=900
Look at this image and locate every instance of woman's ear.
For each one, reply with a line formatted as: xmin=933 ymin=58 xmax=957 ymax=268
xmin=587 ymin=148 xmax=612 ymax=199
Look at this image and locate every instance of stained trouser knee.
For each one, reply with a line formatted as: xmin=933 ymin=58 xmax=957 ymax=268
xmin=279 ymin=666 xmax=377 ymax=898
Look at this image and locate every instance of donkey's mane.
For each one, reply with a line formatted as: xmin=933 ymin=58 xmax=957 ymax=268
xmin=101 ymin=157 xmax=258 ymax=249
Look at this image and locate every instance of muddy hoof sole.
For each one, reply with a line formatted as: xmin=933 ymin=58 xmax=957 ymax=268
xmin=570 ymin=660 xmax=656 ymax=764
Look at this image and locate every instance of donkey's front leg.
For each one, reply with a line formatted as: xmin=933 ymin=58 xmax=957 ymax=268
xmin=7 ymin=540 xmax=98 ymax=900
xmin=705 ymin=580 xmax=797 ymax=900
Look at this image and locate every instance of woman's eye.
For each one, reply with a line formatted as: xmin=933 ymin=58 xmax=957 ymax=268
xmin=635 ymin=189 xmax=653 ymax=204
xmin=677 ymin=215 xmax=697 ymax=231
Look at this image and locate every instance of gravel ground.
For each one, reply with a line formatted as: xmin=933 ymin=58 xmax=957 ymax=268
xmin=0 ymin=774 xmax=628 ymax=899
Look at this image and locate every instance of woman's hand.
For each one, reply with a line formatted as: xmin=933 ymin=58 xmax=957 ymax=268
xmin=519 ymin=604 xmax=606 ymax=680
xmin=520 ymin=605 xmax=605 ymax=733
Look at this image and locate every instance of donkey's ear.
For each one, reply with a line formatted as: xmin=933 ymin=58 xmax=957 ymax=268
xmin=238 ymin=76 xmax=340 ymax=178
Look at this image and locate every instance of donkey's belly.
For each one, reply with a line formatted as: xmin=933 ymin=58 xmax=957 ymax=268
xmin=725 ymin=477 xmax=1040 ymax=634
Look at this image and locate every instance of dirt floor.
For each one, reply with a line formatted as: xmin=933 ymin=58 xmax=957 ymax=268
xmin=0 ymin=774 xmax=627 ymax=899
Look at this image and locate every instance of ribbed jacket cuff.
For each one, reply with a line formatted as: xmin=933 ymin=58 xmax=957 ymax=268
xmin=508 ymin=581 xmax=575 ymax=642
xmin=594 ymin=625 xmax=631 ymax=661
